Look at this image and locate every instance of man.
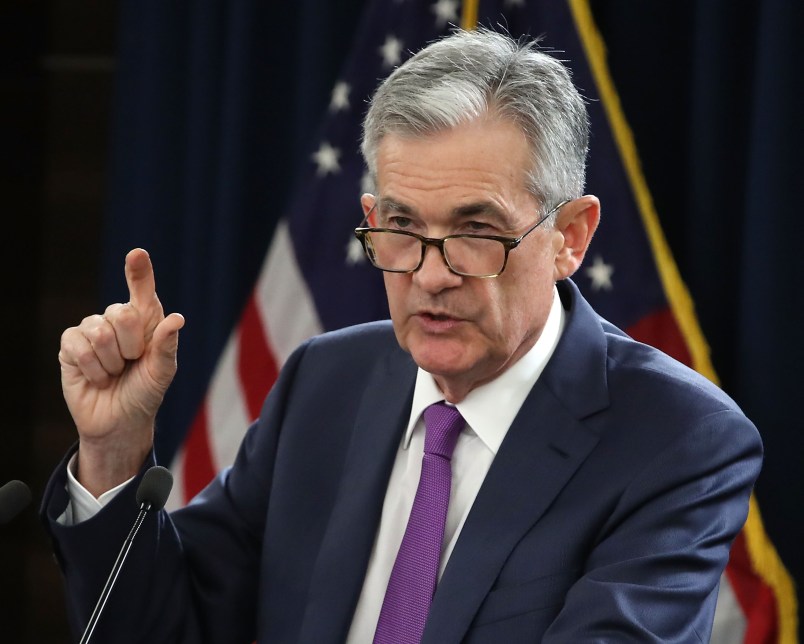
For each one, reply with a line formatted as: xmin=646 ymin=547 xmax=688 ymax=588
xmin=44 ymin=29 xmax=761 ymax=642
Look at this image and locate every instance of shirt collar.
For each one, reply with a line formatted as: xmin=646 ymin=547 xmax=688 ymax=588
xmin=403 ymin=285 xmax=566 ymax=451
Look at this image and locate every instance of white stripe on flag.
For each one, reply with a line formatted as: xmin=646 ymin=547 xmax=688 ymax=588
xmin=169 ymin=217 xmax=325 ymax=510
xmin=256 ymin=219 xmax=323 ymax=364
xmin=711 ymin=574 xmax=747 ymax=643
xmin=207 ymin=333 xmax=252 ymax=471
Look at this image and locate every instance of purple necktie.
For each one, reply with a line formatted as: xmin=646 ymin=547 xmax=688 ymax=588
xmin=373 ymin=402 xmax=465 ymax=644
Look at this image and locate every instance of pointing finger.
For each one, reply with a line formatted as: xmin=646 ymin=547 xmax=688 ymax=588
xmin=124 ymin=248 xmax=159 ymax=313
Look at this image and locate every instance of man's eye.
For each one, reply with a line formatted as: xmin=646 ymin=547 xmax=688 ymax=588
xmin=465 ymin=221 xmax=492 ymax=233
xmin=388 ymin=216 xmax=413 ymax=229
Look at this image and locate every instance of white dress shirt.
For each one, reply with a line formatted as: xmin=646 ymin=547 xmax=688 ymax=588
xmin=64 ymin=288 xmax=566 ymax=642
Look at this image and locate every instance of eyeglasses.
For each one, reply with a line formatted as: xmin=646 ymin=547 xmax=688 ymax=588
xmin=353 ymin=200 xmax=569 ymax=278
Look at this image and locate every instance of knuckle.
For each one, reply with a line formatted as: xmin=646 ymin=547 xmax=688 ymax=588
xmin=117 ymin=303 xmax=141 ymax=327
xmin=60 ymin=326 xmax=79 ymax=347
xmin=102 ymin=302 xmax=123 ymax=319
xmin=109 ymin=302 xmax=141 ymax=330
xmin=59 ymin=329 xmax=84 ymax=363
xmin=86 ymin=323 xmax=116 ymax=350
xmin=74 ymin=344 xmax=98 ymax=369
xmin=79 ymin=313 xmax=104 ymax=328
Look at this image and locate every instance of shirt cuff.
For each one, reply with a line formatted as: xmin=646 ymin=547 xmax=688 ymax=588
xmin=57 ymin=453 xmax=136 ymax=525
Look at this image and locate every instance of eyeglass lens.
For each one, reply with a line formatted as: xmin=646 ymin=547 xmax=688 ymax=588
xmin=366 ymin=231 xmax=506 ymax=276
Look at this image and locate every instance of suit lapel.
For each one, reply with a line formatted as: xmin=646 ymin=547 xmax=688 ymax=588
xmin=423 ymin=279 xmax=611 ymax=643
xmin=422 ymin=389 xmax=600 ymax=642
xmin=298 ymin=345 xmax=417 ymax=644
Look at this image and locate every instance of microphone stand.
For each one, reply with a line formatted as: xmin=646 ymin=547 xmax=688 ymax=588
xmin=78 ymin=499 xmax=155 ymax=644
xmin=77 ymin=465 xmax=172 ymax=642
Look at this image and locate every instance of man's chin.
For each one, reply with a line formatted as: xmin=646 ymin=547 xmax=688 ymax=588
xmin=407 ymin=341 xmax=475 ymax=378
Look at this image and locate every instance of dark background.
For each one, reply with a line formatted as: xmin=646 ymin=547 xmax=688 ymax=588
xmin=2 ymin=1 xmax=801 ymax=641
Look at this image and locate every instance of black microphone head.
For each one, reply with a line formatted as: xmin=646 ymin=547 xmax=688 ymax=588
xmin=135 ymin=466 xmax=173 ymax=510
xmin=0 ymin=480 xmax=32 ymax=524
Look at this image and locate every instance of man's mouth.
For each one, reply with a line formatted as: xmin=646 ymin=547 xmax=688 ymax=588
xmin=423 ymin=312 xmax=455 ymax=321
xmin=414 ymin=311 xmax=464 ymax=331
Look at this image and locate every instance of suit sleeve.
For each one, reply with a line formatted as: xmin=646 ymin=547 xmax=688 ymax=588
xmin=543 ymin=409 xmax=763 ymax=642
xmin=40 ymin=337 xmax=313 ymax=644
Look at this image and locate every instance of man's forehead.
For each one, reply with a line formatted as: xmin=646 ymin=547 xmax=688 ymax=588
xmin=374 ymin=119 xmax=530 ymax=173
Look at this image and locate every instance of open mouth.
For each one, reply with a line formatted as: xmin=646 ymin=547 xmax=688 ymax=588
xmin=419 ymin=310 xmax=460 ymax=322
xmin=416 ymin=312 xmax=463 ymax=331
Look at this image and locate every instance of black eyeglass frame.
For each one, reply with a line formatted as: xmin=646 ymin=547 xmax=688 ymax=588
xmin=353 ymin=199 xmax=570 ymax=278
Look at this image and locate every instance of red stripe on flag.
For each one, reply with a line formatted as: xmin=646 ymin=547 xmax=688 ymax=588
xmin=238 ymin=294 xmax=279 ymax=421
xmin=181 ymin=406 xmax=217 ymax=500
xmin=726 ymin=531 xmax=779 ymax=643
xmin=626 ymin=307 xmax=692 ymax=366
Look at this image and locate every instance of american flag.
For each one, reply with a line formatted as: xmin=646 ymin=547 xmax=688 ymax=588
xmin=158 ymin=0 xmax=795 ymax=640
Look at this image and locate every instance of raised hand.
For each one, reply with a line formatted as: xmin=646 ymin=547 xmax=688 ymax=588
xmin=59 ymin=249 xmax=185 ymax=496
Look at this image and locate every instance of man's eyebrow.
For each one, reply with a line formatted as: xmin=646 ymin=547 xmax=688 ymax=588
xmin=452 ymin=202 xmax=506 ymax=219
xmin=376 ymin=197 xmax=413 ymax=214
xmin=375 ymin=198 xmax=512 ymax=226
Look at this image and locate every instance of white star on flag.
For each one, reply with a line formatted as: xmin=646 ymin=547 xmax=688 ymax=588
xmin=431 ymin=0 xmax=459 ymax=27
xmin=379 ymin=35 xmax=404 ymax=68
xmin=312 ymin=142 xmax=341 ymax=176
xmin=329 ymin=81 xmax=350 ymax=112
xmin=346 ymin=236 xmax=367 ymax=266
xmin=585 ymin=255 xmax=614 ymax=291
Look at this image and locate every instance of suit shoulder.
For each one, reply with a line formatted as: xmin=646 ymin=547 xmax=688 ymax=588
xmin=589 ymin=324 xmax=763 ymax=486
xmin=287 ymin=320 xmax=407 ymax=374
xmin=604 ymin=326 xmax=748 ymax=421
xmin=307 ymin=320 xmax=398 ymax=352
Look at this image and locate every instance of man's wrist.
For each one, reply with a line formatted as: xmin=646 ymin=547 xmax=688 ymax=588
xmin=61 ymin=453 xmax=136 ymax=525
xmin=76 ymin=433 xmax=152 ymax=498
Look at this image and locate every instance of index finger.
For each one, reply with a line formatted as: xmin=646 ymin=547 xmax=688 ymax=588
xmin=125 ymin=248 xmax=159 ymax=311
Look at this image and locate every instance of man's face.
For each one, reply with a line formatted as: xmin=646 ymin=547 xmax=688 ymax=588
xmin=364 ymin=117 xmax=569 ymax=402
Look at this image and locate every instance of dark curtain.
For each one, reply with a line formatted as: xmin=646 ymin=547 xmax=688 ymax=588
xmin=102 ymin=0 xmax=804 ymax=634
xmin=102 ymin=0 xmax=365 ymax=460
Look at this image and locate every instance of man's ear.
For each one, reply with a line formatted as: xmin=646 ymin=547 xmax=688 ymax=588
xmin=553 ymin=195 xmax=601 ymax=280
xmin=360 ymin=193 xmax=376 ymax=221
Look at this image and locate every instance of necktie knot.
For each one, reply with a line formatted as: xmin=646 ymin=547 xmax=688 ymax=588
xmin=423 ymin=402 xmax=464 ymax=459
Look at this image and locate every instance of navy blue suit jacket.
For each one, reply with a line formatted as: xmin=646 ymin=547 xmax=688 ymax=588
xmin=43 ymin=279 xmax=762 ymax=643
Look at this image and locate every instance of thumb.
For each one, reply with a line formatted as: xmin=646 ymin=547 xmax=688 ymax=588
xmin=147 ymin=312 xmax=185 ymax=387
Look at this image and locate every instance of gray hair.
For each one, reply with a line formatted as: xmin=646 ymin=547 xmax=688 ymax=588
xmin=361 ymin=29 xmax=589 ymax=215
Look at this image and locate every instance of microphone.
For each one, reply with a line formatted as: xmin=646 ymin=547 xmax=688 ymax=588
xmin=0 ymin=480 xmax=32 ymax=524
xmin=79 ymin=466 xmax=173 ymax=644
xmin=135 ymin=465 xmax=173 ymax=510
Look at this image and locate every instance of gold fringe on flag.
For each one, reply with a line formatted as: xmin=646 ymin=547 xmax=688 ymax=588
xmin=460 ymin=0 xmax=479 ymax=31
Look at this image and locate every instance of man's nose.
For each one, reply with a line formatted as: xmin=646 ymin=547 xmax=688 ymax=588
xmin=412 ymin=244 xmax=462 ymax=292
